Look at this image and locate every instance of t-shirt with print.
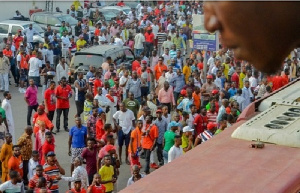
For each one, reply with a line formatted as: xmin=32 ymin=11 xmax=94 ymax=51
xmin=0 ymin=181 xmax=24 ymax=193
xmin=44 ymin=88 xmax=56 ymax=111
xmin=122 ymin=98 xmax=140 ymax=118
xmin=55 ymin=85 xmax=72 ymax=109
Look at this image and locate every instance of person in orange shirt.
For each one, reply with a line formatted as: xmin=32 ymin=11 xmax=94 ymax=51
xmin=129 ymin=120 xmax=143 ymax=170
xmin=70 ymin=179 xmax=87 ymax=193
xmin=272 ymin=71 xmax=284 ymax=91
xmin=282 ymin=68 xmax=290 ymax=86
xmin=142 ymin=115 xmax=158 ymax=174
xmin=95 ymin=109 xmax=106 ymax=142
xmin=132 ymin=57 xmax=141 ymax=72
xmin=33 ymin=105 xmax=54 ymax=134
xmin=154 ymin=56 xmax=168 ymax=81
xmin=192 ymin=86 xmax=201 ymax=111
xmin=8 ymin=145 xmax=23 ymax=178
xmin=0 ymin=133 xmax=13 ymax=182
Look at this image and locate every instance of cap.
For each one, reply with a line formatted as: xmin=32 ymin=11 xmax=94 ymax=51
xmin=105 ymin=144 xmax=116 ymax=152
xmin=114 ymin=77 xmax=119 ymax=81
xmin=142 ymin=60 xmax=147 ymax=64
xmin=207 ymin=123 xmax=217 ymax=130
xmin=207 ymin=75 xmax=213 ymax=79
xmin=183 ymin=126 xmax=194 ymax=133
xmin=156 ymin=109 xmax=162 ymax=113
xmin=169 ymin=121 xmax=180 ymax=128
xmin=180 ymin=89 xmax=187 ymax=96
xmin=79 ymin=34 xmax=83 ymax=38
xmin=211 ymin=90 xmax=219 ymax=95
xmin=142 ymin=106 xmax=151 ymax=112
xmin=98 ymin=108 xmax=104 ymax=114
xmin=47 ymin=151 xmax=56 ymax=157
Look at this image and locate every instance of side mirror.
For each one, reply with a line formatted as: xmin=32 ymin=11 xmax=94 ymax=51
xmin=55 ymin=24 xmax=61 ymax=27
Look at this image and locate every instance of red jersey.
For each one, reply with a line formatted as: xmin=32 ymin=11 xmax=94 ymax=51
xmin=231 ymin=72 xmax=239 ymax=88
xmin=96 ymin=119 xmax=105 ymax=141
xmin=272 ymin=76 xmax=283 ymax=91
xmin=93 ymin=78 xmax=103 ymax=97
xmin=14 ymin=36 xmax=24 ymax=50
xmin=144 ymin=32 xmax=154 ymax=43
xmin=41 ymin=140 xmax=55 ymax=165
xmin=2 ymin=49 xmax=12 ymax=58
xmin=8 ymin=155 xmax=23 ymax=178
xmin=55 ymin=85 xmax=72 ymax=109
xmin=193 ymin=114 xmax=208 ymax=136
xmin=282 ymin=74 xmax=289 ymax=86
xmin=87 ymin=184 xmax=106 ymax=193
xmin=70 ymin=188 xmax=87 ymax=193
xmin=117 ymin=1 xmax=125 ymax=6
xmin=44 ymin=88 xmax=56 ymax=111
xmin=132 ymin=60 xmax=141 ymax=72
xmin=29 ymin=174 xmax=51 ymax=189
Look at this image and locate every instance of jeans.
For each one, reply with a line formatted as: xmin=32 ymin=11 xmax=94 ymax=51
xmin=0 ymin=73 xmax=9 ymax=91
xmin=10 ymin=59 xmax=19 ymax=84
xmin=56 ymin=108 xmax=69 ymax=130
xmin=27 ymin=104 xmax=38 ymax=125
xmin=75 ymin=100 xmax=84 ymax=117
xmin=156 ymin=143 xmax=163 ymax=165
xmin=28 ymin=76 xmax=40 ymax=88
xmin=163 ymin=150 xmax=168 ymax=164
xmin=135 ymin=48 xmax=143 ymax=57
xmin=144 ymin=149 xmax=151 ymax=173
xmin=144 ymin=42 xmax=153 ymax=58
xmin=22 ymin=160 xmax=29 ymax=185
xmin=47 ymin=111 xmax=55 ymax=122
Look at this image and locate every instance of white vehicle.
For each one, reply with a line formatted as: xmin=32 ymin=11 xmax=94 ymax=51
xmin=101 ymin=6 xmax=131 ymax=16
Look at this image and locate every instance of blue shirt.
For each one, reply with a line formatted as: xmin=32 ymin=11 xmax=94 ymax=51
xmin=69 ymin=125 xmax=87 ymax=148
xmin=170 ymin=75 xmax=185 ymax=93
xmin=228 ymin=88 xmax=237 ymax=98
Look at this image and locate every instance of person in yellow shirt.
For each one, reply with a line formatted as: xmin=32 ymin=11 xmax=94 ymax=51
xmin=239 ymin=66 xmax=247 ymax=89
xmin=99 ymin=155 xmax=116 ymax=193
xmin=76 ymin=35 xmax=87 ymax=51
xmin=222 ymin=57 xmax=230 ymax=80
xmin=183 ymin=59 xmax=192 ymax=83
xmin=72 ymin=0 xmax=83 ymax=11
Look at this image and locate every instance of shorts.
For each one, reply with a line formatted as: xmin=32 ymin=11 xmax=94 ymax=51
xmin=71 ymin=147 xmax=84 ymax=163
xmin=20 ymin=69 xmax=28 ymax=81
xmin=118 ymin=130 xmax=131 ymax=147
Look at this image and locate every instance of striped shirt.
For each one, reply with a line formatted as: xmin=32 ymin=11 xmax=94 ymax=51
xmin=207 ymin=111 xmax=217 ymax=124
xmin=198 ymin=130 xmax=213 ymax=142
xmin=157 ymin=33 xmax=167 ymax=45
xmin=43 ymin=163 xmax=60 ymax=192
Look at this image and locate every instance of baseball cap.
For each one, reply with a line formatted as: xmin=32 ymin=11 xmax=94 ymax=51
xmin=105 ymin=144 xmax=116 ymax=152
xmin=169 ymin=121 xmax=180 ymax=128
xmin=156 ymin=109 xmax=162 ymax=113
xmin=212 ymin=90 xmax=219 ymax=95
xmin=183 ymin=126 xmax=194 ymax=133
xmin=47 ymin=151 xmax=56 ymax=157
xmin=142 ymin=60 xmax=147 ymax=64
xmin=98 ymin=108 xmax=104 ymax=114
xmin=207 ymin=123 xmax=217 ymax=130
xmin=207 ymin=75 xmax=213 ymax=79
xmin=180 ymin=89 xmax=187 ymax=96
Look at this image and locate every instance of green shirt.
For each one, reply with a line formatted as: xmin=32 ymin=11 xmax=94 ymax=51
xmin=163 ymin=131 xmax=176 ymax=152
xmin=108 ymin=79 xmax=115 ymax=88
xmin=215 ymin=129 xmax=223 ymax=135
xmin=59 ymin=26 xmax=67 ymax=36
xmin=122 ymin=98 xmax=140 ymax=118
xmin=0 ymin=107 xmax=6 ymax=119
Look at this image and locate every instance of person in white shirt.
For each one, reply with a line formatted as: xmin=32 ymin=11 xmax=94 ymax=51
xmin=214 ymin=70 xmax=222 ymax=90
xmin=165 ymin=66 xmax=176 ymax=83
xmin=207 ymin=51 xmax=217 ymax=74
xmin=2 ymin=91 xmax=15 ymax=144
xmin=61 ymin=32 xmax=71 ymax=58
xmin=134 ymin=29 xmax=145 ymax=56
xmin=162 ymin=36 xmax=173 ymax=53
xmin=168 ymin=135 xmax=183 ymax=163
xmin=28 ymin=150 xmax=39 ymax=180
xmin=162 ymin=48 xmax=171 ymax=66
xmin=94 ymin=87 xmax=110 ymax=110
xmin=249 ymin=71 xmax=259 ymax=90
xmin=0 ymin=170 xmax=25 ymax=192
xmin=113 ymin=103 xmax=135 ymax=165
xmin=56 ymin=58 xmax=69 ymax=82
xmin=22 ymin=23 xmax=39 ymax=46
xmin=114 ymin=32 xmax=124 ymax=46
xmin=46 ymin=44 xmax=54 ymax=67
xmin=120 ymin=70 xmax=131 ymax=99
xmin=242 ymin=80 xmax=254 ymax=110
xmin=211 ymin=59 xmax=221 ymax=76
xmin=28 ymin=52 xmax=42 ymax=87
xmin=127 ymin=165 xmax=145 ymax=187
xmin=151 ymin=20 xmax=159 ymax=42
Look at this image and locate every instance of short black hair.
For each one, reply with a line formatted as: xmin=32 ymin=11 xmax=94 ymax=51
xmin=106 ymin=134 xmax=114 ymax=141
xmin=104 ymin=123 xmax=111 ymax=131
xmin=32 ymin=150 xmax=39 ymax=155
xmin=9 ymin=170 xmax=18 ymax=179
xmin=174 ymin=135 xmax=181 ymax=139
xmin=12 ymin=145 xmax=20 ymax=150
xmin=45 ymin=131 xmax=52 ymax=136
xmin=36 ymin=165 xmax=43 ymax=170
xmin=87 ymin=137 xmax=96 ymax=142
xmin=3 ymin=91 xmax=9 ymax=97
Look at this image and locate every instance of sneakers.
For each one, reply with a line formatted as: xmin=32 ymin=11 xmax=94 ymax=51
xmin=150 ymin=163 xmax=159 ymax=169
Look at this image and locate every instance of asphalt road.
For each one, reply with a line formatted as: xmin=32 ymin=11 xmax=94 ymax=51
xmin=9 ymin=84 xmax=135 ymax=192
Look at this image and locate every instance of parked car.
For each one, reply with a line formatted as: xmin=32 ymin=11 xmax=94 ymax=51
xmin=77 ymin=8 xmax=117 ymax=23
xmin=106 ymin=1 xmax=139 ymax=9
xmin=101 ymin=6 xmax=131 ymax=16
xmin=30 ymin=12 xmax=95 ymax=36
xmin=0 ymin=20 xmax=44 ymax=43
xmin=69 ymin=45 xmax=135 ymax=82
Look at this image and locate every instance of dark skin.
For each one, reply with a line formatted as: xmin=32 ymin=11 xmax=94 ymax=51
xmin=143 ymin=116 xmax=157 ymax=152
xmin=29 ymin=167 xmax=53 ymax=189
xmin=87 ymin=174 xmax=102 ymax=193
xmin=100 ymin=157 xmax=117 ymax=184
xmin=130 ymin=121 xmax=143 ymax=157
xmin=0 ymin=115 xmax=8 ymax=133
xmin=56 ymin=79 xmax=71 ymax=101
xmin=204 ymin=2 xmax=300 ymax=74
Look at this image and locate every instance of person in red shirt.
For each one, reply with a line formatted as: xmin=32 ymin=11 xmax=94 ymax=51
xmin=142 ymin=115 xmax=158 ymax=174
xmin=95 ymin=109 xmax=106 ymax=142
xmin=44 ymin=81 xmax=56 ymax=122
xmin=13 ymin=30 xmax=24 ymax=50
xmin=87 ymin=173 xmax=106 ymax=193
xmin=117 ymin=0 xmax=125 ymax=6
xmin=28 ymin=165 xmax=53 ymax=190
xmin=193 ymin=107 xmax=208 ymax=136
xmin=55 ymin=77 xmax=72 ymax=132
xmin=197 ymin=58 xmax=204 ymax=70
xmin=94 ymin=24 xmax=101 ymax=36
xmin=144 ymin=27 xmax=155 ymax=58
xmin=41 ymin=132 xmax=55 ymax=165
xmin=70 ymin=179 xmax=87 ymax=193
xmin=132 ymin=57 xmax=141 ymax=72
xmin=272 ymin=71 xmax=284 ymax=91
xmin=8 ymin=145 xmax=23 ymax=178
xmin=33 ymin=105 xmax=54 ymax=134
xmin=282 ymin=68 xmax=290 ymax=86
xmin=154 ymin=56 xmax=168 ymax=81
xmin=231 ymin=66 xmax=240 ymax=88
xmin=93 ymin=72 xmax=103 ymax=97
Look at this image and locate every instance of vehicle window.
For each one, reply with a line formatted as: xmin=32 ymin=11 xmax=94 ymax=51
xmin=124 ymin=49 xmax=134 ymax=59
xmin=34 ymin=15 xmax=45 ymax=24
xmin=48 ymin=17 xmax=60 ymax=26
xmin=11 ymin=26 xmax=23 ymax=35
xmin=23 ymin=23 xmax=44 ymax=33
xmin=0 ymin=24 xmax=9 ymax=34
xmin=57 ymin=15 xmax=78 ymax=26
xmin=74 ymin=54 xmax=104 ymax=68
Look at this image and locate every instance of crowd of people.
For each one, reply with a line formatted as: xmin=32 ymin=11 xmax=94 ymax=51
xmin=0 ymin=0 xmax=299 ymax=192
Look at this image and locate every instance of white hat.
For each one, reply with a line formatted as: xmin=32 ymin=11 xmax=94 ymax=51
xmin=183 ymin=126 xmax=194 ymax=133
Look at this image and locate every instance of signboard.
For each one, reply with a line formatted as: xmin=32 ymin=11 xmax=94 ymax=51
xmin=192 ymin=14 xmax=218 ymax=51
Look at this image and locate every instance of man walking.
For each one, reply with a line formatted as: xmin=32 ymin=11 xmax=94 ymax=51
xmin=24 ymin=79 xmax=39 ymax=126
xmin=1 ymin=92 xmax=15 ymax=143
xmin=44 ymin=81 xmax=56 ymax=122
xmin=74 ymin=72 xmax=88 ymax=118
xmin=0 ymin=50 xmax=10 ymax=92
xmin=55 ymin=77 xmax=72 ymax=132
